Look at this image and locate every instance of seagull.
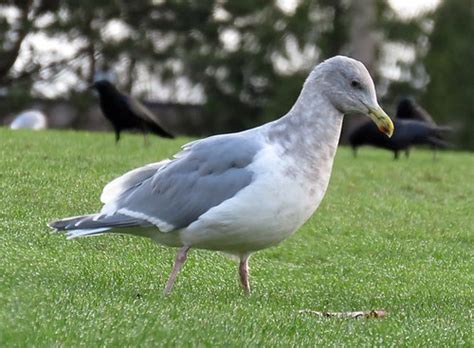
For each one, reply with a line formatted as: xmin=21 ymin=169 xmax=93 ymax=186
xmin=50 ymin=56 xmax=394 ymax=295
xmin=10 ymin=110 xmax=48 ymax=130
xmin=91 ymin=80 xmax=174 ymax=143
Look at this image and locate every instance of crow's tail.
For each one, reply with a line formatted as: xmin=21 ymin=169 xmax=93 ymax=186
xmin=426 ymin=136 xmax=451 ymax=149
xmin=147 ymin=122 xmax=175 ymax=139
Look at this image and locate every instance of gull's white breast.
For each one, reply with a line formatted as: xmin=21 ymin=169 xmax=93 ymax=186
xmin=179 ymin=142 xmax=331 ymax=254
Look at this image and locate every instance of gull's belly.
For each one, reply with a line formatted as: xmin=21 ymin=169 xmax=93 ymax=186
xmin=181 ymin=148 xmax=331 ymax=253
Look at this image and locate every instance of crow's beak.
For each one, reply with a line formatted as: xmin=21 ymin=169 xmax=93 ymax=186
xmin=367 ymin=105 xmax=394 ymax=138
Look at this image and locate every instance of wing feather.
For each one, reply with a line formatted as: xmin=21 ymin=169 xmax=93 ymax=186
xmin=101 ymin=133 xmax=261 ymax=232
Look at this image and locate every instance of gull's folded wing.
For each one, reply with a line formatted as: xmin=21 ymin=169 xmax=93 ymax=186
xmin=102 ymin=134 xmax=262 ymax=232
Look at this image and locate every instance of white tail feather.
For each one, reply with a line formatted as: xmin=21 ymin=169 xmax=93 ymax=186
xmin=65 ymin=228 xmax=111 ymax=240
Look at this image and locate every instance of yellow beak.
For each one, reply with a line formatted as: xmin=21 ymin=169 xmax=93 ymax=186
xmin=367 ymin=105 xmax=394 ymax=138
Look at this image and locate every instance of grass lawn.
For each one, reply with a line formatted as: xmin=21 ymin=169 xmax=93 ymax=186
xmin=0 ymin=128 xmax=472 ymax=346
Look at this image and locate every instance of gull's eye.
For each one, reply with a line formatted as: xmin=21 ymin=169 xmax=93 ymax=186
xmin=351 ymin=80 xmax=361 ymax=89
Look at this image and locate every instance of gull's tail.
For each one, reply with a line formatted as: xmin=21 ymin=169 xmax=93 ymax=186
xmin=48 ymin=213 xmax=152 ymax=240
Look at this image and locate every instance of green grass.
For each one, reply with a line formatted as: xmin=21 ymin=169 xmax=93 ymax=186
xmin=0 ymin=128 xmax=472 ymax=347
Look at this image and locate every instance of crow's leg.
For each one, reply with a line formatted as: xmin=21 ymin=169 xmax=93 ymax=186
xmin=142 ymin=124 xmax=150 ymax=146
xmin=115 ymin=129 xmax=121 ymax=143
xmin=405 ymin=149 xmax=410 ymax=158
xmin=143 ymin=132 xmax=150 ymax=147
xmin=352 ymin=147 xmax=358 ymax=158
xmin=393 ymin=151 xmax=399 ymax=160
xmin=164 ymin=246 xmax=190 ymax=295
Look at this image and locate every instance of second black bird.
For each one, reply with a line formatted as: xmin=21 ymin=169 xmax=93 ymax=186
xmin=349 ymin=119 xmax=450 ymax=159
xmin=92 ymin=80 xmax=174 ymax=143
xmin=396 ymin=97 xmax=436 ymax=125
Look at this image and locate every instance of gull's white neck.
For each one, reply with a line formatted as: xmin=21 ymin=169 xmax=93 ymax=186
xmin=265 ymin=77 xmax=344 ymax=177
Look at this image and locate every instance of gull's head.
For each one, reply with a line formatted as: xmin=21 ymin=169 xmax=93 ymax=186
xmin=314 ymin=56 xmax=394 ymax=137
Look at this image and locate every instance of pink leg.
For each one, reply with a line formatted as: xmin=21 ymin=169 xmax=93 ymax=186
xmin=164 ymin=246 xmax=190 ymax=295
xmin=239 ymin=254 xmax=251 ymax=294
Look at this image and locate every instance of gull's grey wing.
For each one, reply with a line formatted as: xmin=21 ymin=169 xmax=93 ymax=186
xmin=105 ymin=133 xmax=262 ymax=232
xmin=101 ymin=160 xmax=170 ymax=205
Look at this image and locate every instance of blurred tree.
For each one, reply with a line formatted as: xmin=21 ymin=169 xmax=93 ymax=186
xmin=0 ymin=0 xmax=36 ymax=84
xmin=2 ymin=0 xmax=335 ymax=132
xmin=375 ymin=1 xmax=435 ymax=104
xmin=421 ymin=0 xmax=474 ymax=149
xmin=346 ymin=0 xmax=377 ymax=72
xmin=3 ymin=0 xmax=470 ymax=149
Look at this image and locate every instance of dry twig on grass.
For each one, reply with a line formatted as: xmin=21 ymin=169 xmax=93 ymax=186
xmin=299 ymin=309 xmax=386 ymax=319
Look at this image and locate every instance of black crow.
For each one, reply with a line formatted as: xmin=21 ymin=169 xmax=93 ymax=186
xmin=396 ymin=97 xmax=435 ymax=124
xmin=92 ymin=80 xmax=174 ymax=143
xmin=349 ymin=119 xmax=450 ymax=159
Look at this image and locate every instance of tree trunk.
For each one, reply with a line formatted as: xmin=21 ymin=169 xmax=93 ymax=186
xmin=346 ymin=0 xmax=378 ymax=74
xmin=0 ymin=1 xmax=33 ymax=81
xmin=340 ymin=0 xmax=379 ymax=144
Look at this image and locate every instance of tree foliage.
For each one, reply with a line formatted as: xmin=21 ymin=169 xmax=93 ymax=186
xmin=0 ymin=0 xmax=471 ymax=147
xmin=422 ymin=0 xmax=474 ymax=149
